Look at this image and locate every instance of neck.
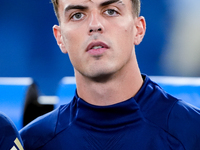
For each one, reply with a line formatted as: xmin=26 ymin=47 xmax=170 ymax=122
xmin=75 ymin=58 xmax=143 ymax=106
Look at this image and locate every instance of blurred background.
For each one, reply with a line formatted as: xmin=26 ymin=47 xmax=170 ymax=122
xmin=0 ymin=0 xmax=200 ymax=129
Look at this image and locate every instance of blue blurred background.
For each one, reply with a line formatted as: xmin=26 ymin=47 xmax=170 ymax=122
xmin=1 ymin=0 xmax=200 ymax=96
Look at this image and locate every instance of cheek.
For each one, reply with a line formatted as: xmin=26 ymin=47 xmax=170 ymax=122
xmin=62 ymin=29 xmax=82 ymax=52
xmin=107 ymin=21 xmax=135 ymax=62
xmin=61 ymin=29 xmax=86 ymax=67
xmin=109 ymin=17 xmax=134 ymax=38
xmin=61 ymin=22 xmax=87 ymax=47
xmin=111 ymin=23 xmax=134 ymax=49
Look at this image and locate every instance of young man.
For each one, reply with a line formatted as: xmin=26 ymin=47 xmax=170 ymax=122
xmin=0 ymin=112 xmax=24 ymax=150
xmin=20 ymin=0 xmax=200 ymax=149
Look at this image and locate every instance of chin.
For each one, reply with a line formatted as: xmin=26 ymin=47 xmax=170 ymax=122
xmin=90 ymin=74 xmax=112 ymax=83
xmin=87 ymin=69 xmax=116 ymax=83
xmin=78 ymin=65 xmax=117 ymax=82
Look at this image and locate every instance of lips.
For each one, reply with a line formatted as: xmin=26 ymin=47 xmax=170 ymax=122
xmin=86 ymin=41 xmax=109 ymax=52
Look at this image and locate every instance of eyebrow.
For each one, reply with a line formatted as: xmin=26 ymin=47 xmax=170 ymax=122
xmin=64 ymin=0 xmax=124 ymax=13
xmin=65 ymin=5 xmax=88 ymax=13
xmin=100 ymin=0 xmax=124 ymax=7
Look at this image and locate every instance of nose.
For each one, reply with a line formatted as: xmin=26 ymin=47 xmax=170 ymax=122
xmin=88 ymin=11 xmax=104 ymax=35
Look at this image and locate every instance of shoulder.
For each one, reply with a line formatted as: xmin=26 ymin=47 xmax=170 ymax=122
xmin=168 ymin=100 xmax=200 ymax=150
xmin=20 ymin=104 xmax=68 ymax=150
xmin=137 ymin=75 xmax=200 ymax=149
xmin=0 ymin=112 xmax=23 ymax=150
xmin=135 ymin=75 xmax=179 ymax=130
xmin=0 ymin=112 xmax=14 ymax=127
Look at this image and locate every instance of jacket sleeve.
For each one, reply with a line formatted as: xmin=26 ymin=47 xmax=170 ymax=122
xmin=168 ymin=100 xmax=200 ymax=150
xmin=0 ymin=113 xmax=24 ymax=150
xmin=20 ymin=108 xmax=59 ymax=150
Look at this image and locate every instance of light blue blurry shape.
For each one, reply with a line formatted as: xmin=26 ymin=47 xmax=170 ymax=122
xmin=151 ymin=76 xmax=200 ymax=108
xmin=55 ymin=77 xmax=76 ymax=109
xmin=0 ymin=78 xmax=32 ymax=130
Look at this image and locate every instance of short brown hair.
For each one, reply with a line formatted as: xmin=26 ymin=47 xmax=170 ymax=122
xmin=51 ymin=0 xmax=141 ymax=22
xmin=51 ymin=0 xmax=59 ymax=21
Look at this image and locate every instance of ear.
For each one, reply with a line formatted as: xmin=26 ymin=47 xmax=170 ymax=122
xmin=134 ymin=16 xmax=146 ymax=45
xmin=53 ymin=25 xmax=68 ymax=53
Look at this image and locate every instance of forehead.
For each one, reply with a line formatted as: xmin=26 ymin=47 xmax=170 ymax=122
xmin=58 ymin=0 xmax=131 ymax=8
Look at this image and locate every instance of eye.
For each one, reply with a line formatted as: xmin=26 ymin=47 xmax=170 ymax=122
xmin=71 ymin=12 xmax=85 ymax=21
xmin=104 ymin=9 xmax=119 ymax=17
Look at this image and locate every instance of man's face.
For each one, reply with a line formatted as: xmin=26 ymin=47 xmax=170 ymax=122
xmin=53 ymin=0 xmax=145 ymax=79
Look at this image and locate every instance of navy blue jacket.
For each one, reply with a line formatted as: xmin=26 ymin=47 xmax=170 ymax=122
xmin=20 ymin=75 xmax=200 ymax=150
xmin=0 ymin=112 xmax=24 ymax=150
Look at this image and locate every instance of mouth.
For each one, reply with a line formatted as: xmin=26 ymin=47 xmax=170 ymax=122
xmin=86 ymin=41 xmax=109 ymax=55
